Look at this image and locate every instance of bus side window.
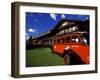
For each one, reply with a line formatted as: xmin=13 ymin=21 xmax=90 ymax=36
xmin=57 ymin=39 xmax=60 ymax=43
xmin=54 ymin=40 xmax=57 ymax=44
xmin=60 ymin=38 xmax=65 ymax=43
xmin=72 ymin=35 xmax=80 ymax=43
xmin=66 ymin=36 xmax=70 ymax=43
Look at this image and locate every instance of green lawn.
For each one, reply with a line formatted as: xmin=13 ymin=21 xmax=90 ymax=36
xmin=26 ymin=48 xmax=64 ymax=67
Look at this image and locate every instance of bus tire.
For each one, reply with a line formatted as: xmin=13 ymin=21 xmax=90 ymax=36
xmin=64 ymin=53 xmax=70 ymax=65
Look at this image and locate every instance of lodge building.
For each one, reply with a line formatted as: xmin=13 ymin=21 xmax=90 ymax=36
xmin=27 ymin=19 xmax=89 ymax=49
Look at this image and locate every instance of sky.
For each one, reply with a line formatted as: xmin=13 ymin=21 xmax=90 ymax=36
xmin=25 ymin=12 xmax=89 ymax=40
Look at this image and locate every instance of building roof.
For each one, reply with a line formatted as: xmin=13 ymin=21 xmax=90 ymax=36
xmin=52 ymin=19 xmax=85 ymax=32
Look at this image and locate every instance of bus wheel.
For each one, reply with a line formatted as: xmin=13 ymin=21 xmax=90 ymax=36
xmin=64 ymin=54 xmax=70 ymax=65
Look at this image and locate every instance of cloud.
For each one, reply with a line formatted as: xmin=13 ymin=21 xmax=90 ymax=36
xmin=25 ymin=33 xmax=30 ymax=40
xmin=50 ymin=13 xmax=57 ymax=20
xmin=28 ymin=28 xmax=37 ymax=33
xmin=61 ymin=14 xmax=66 ymax=19
xmin=25 ymin=33 xmax=28 ymax=36
xmin=77 ymin=15 xmax=89 ymax=21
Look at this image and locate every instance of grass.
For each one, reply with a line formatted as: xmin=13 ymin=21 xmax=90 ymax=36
xmin=26 ymin=48 xmax=64 ymax=67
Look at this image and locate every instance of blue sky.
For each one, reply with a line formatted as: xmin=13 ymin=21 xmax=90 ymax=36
xmin=25 ymin=12 xmax=89 ymax=40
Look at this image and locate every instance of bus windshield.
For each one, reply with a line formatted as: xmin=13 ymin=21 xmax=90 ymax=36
xmin=81 ymin=33 xmax=89 ymax=45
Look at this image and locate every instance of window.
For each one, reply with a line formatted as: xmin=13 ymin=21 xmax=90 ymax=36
xmin=57 ymin=39 xmax=60 ymax=43
xmin=81 ymin=33 xmax=89 ymax=45
xmin=54 ymin=40 xmax=57 ymax=44
xmin=66 ymin=36 xmax=70 ymax=43
xmin=60 ymin=38 xmax=65 ymax=43
xmin=72 ymin=35 xmax=80 ymax=43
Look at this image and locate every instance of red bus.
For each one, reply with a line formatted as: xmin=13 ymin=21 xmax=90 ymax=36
xmin=51 ymin=32 xmax=89 ymax=65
